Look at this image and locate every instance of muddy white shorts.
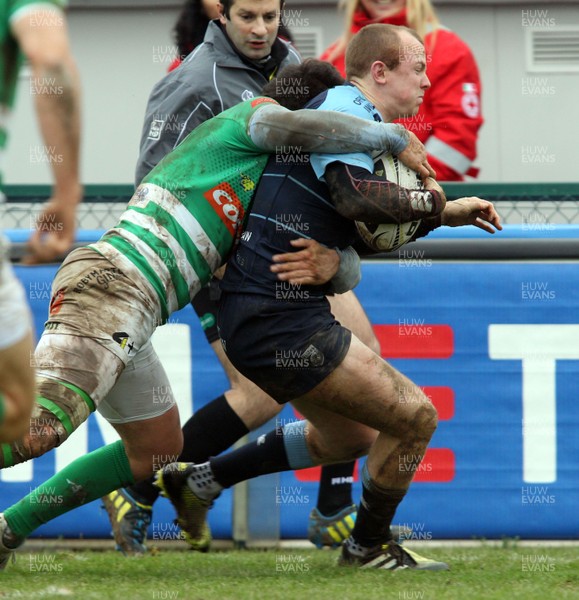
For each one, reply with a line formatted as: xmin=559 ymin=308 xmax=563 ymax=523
xmin=35 ymin=246 xmax=176 ymax=424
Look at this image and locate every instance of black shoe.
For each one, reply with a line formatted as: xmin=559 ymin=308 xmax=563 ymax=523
xmin=154 ymin=462 xmax=216 ymax=551
xmin=339 ymin=539 xmax=449 ymax=571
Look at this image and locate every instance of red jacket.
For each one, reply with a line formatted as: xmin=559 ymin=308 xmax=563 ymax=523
xmin=320 ymin=9 xmax=483 ymax=181
xmin=168 ymin=57 xmax=182 ymax=72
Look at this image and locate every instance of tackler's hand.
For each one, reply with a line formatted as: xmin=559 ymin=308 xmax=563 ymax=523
xmin=271 ymin=238 xmax=339 ymax=286
xmin=398 ymin=131 xmax=436 ymax=180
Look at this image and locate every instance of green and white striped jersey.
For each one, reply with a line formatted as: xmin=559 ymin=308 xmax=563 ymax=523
xmin=94 ymin=97 xmax=279 ymax=323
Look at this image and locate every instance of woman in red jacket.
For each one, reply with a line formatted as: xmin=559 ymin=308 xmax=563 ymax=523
xmin=321 ymin=0 xmax=483 ymax=181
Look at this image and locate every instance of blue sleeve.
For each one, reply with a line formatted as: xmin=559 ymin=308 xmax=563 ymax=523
xmin=310 ymin=87 xmax=376 ymax=181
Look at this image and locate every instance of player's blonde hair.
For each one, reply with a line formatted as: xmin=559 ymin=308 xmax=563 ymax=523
xmin=326 ymin=0 xmax=440 ymax=64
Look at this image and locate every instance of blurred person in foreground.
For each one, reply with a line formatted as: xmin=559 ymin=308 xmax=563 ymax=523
xmin=0 ymin=0 xmax=81 ymax=443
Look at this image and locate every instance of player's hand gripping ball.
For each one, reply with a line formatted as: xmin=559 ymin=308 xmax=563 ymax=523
xmin=355 ymin=153 xmax=422 ymax=252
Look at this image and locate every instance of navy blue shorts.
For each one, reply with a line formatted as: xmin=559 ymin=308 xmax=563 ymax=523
xmin=191 ymin=278 xmax=222 ymax=344
xmin=217 ymin=292 xmax=352 ymax=403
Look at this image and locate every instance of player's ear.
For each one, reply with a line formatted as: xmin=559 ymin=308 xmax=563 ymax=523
xmin=370 ymin=61 xmax=388 ymax=84
xmin=217 ymin=2 xmax=227 ymax=23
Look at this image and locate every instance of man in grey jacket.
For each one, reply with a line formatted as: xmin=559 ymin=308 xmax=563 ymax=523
xmin=104 ymin=0 xmax=432 ymax=555
xmin=136 ymin=1 xmax=300 ymax=185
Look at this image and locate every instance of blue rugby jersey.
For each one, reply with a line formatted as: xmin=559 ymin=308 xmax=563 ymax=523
xmin=308 ymin=84 xmax=382 ymax=180
xmin=220 ymin=85 xmax=380 ymax=300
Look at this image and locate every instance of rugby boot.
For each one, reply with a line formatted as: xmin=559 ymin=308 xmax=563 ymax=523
xmin=102 ymin=489 xmax=152 ymax=555
xmin=308 ymin=504 xmax=413 ymax=549
xmin=154 ymin=462 xmax=218 ymax=552
xmin=339 ymin=538 xmax=449 ymax=571
xmin=0 ymin=514 xmax=23 ymax=571
xmin=181 ymin=519 xmax=212 ymax=553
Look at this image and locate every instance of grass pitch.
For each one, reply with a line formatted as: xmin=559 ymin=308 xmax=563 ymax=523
xmin=0 ymin=544 xmax=577 ymax=600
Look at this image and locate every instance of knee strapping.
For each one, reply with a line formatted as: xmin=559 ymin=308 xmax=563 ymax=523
xmin=0 ymin=377 xmax=95 ymax=468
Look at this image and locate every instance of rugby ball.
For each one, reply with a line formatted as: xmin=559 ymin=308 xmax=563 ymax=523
xmin=355 ymin=153 xmax=423 ymax=252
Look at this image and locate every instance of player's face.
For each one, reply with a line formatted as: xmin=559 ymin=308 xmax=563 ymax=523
xmin=358 ymin=0 xmax=406 ymax=21
xmin=221 ymin=0 xmax=281 ymax=60
xmin=382 ymin=32 xmax=430 ymax=119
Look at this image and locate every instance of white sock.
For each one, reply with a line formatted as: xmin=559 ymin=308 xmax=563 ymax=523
xmin=186 ymin=462 xmax=223 ymax=501
xmin=344 ymin=535 xmax=372 ymax=557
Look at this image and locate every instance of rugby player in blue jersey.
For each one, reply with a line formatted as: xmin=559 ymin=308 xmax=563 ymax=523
xmin=156 ymin=25 xmax=501 ymax=571
xmin=103 ymin=0 xmax=435 ymax=554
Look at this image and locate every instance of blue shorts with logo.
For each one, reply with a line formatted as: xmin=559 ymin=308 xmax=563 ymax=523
xmin=191 ymin=278 xmax=221 ymax=344
xmin=217 ymin=292 xmax=351 ymax=403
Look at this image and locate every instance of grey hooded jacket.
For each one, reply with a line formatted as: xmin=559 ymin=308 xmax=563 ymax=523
xmin=135 ymin=21 xmax=300 ymax=185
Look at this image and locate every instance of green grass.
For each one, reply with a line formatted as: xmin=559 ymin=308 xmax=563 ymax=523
xmin=0 ymin=545 xmax=577 ymax=600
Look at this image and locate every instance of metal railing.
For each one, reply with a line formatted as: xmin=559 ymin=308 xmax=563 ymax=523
xmin=2 ymin=183 xmax=578 ymax=233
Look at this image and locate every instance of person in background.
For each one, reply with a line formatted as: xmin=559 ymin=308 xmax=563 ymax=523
xmin=321 ymin=0 xmax=483 ymax=182
xmin=167 ymin=0 xmax=293 ymax=71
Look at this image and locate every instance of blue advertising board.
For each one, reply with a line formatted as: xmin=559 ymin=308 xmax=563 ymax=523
xmin=2 ymin=255 xmax=578 ymax=541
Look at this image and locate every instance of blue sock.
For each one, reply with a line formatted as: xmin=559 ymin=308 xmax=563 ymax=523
xmin=210 ymin=420 xmax=314 ymax=487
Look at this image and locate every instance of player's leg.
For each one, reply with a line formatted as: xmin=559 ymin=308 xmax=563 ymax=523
xmin=0 ymin=259 xmax=35 ymax=443
xmin=157 ymin=316 xmax=445 ymax=570
xmin=299 ymin=335 xmax=445 ymax=570
xmin=0 ymin=336 xmax=112 ymax=469
xmin=308 ymin=290 xmax=382 ymax=547
xmin=0 ymin=340 xmax=183 ymax=568
xmin=100 ymin=339 xmax=185 ymax=554
xmin=106 ymin=283 xmax=283 ymax=553
xmin=0 ymin=248 xmax=161 ymax=469
xmin=0 ymin=413 xmax=182 ymax=569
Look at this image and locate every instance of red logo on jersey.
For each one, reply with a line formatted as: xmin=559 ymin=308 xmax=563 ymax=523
xmin=250 ymin=96 xmax=277 ymax=108
xmin=203 ymin=183 xmax=245 ymax=238
xmin=49 ymin=288 xmax=66 ymax=315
